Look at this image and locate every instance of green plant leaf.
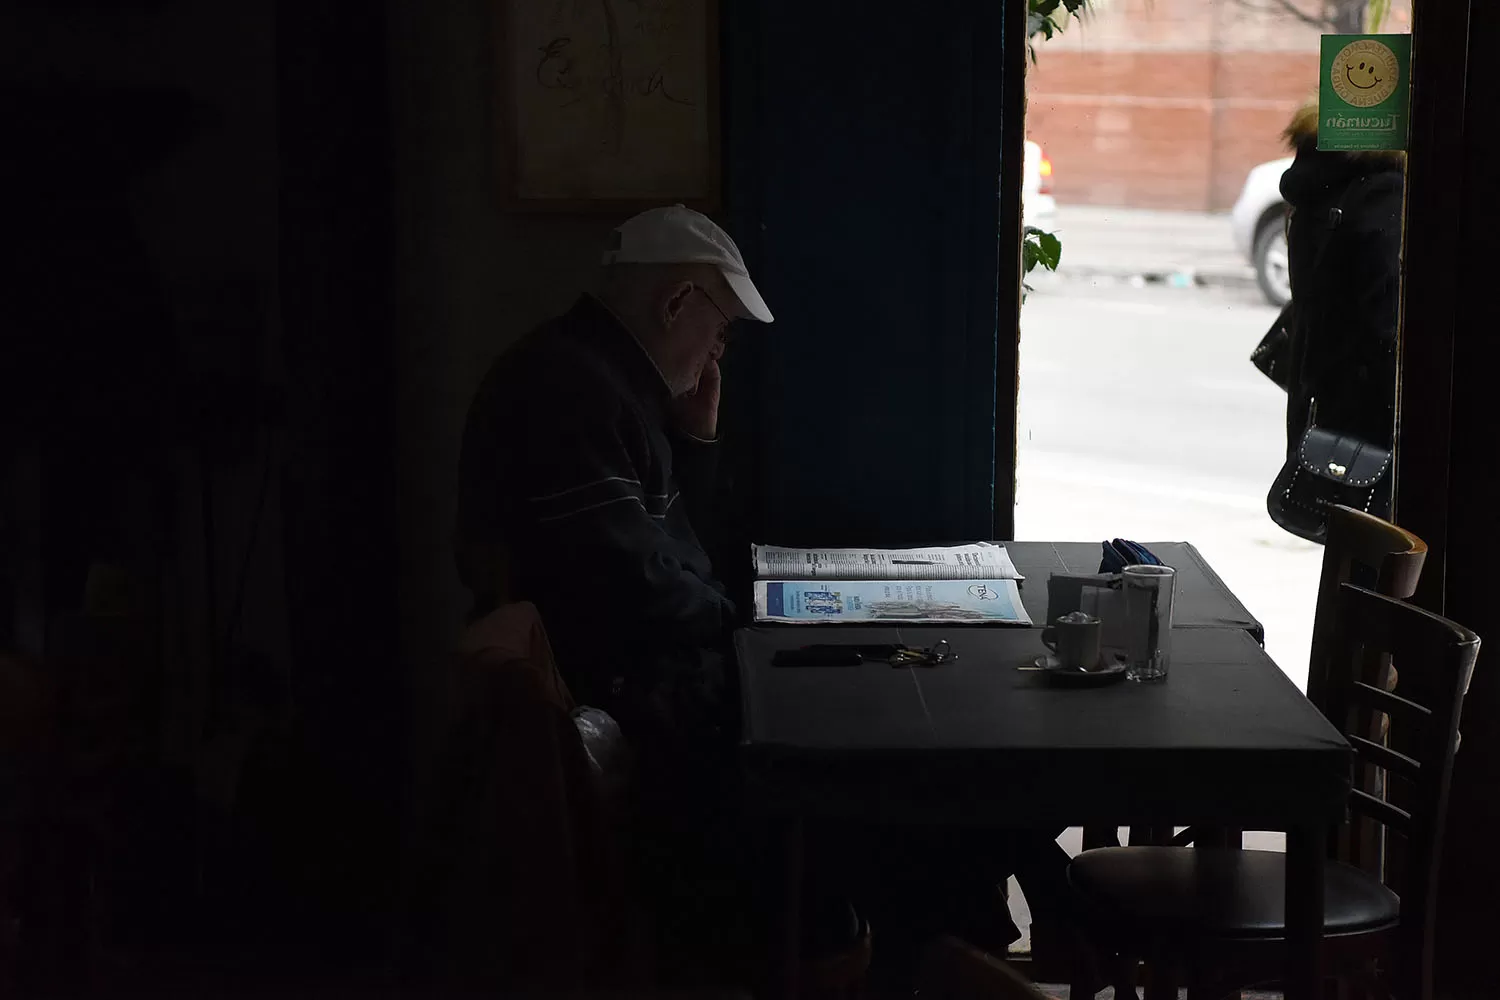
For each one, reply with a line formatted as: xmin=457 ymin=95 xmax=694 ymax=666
xmin=1037 ymin=231 xmax=1062 ymax=270
xmin=1021 ymin=228 xmax=1063 ymax=286
xmin=1021 ymin=228 xmax=1064 ymax=278
xmin=1028 ymin=0 xmax=1092 ymax=48
xmin=1022 ymin=0 xmax=1086 ymax=294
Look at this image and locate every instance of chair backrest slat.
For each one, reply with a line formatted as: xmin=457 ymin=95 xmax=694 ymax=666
xmin=1345 ymin=733 xmax=1422 ymax=782
xmin=1348 ymin=680 xmax=1433 ymax=728
xmin=1347 ymin=786 xmax=1412 ymax=832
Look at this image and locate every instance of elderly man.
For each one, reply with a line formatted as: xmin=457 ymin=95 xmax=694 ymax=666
xmin=455 ymin=206 xmax=795 ymax=982
xmin=455 ymin=205 xmax=763 ymax=743
xmin=455 ymin=206 xmax=1067 ymax=990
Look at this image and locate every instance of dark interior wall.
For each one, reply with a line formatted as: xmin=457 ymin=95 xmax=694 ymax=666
xmin=264 ymin=0 xmax=412 ymax=971
xmin=1 ymin=1 xmax=287 ymax=762
xmin=2 ymin=1 xmax=306 ymax=986
xmin=384 ymin=0 xmax=621 ymax=676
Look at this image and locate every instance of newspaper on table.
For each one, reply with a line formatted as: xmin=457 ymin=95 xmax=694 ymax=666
xmin=750 ymin=542 xmax=1029 ymax=625
xmin=751 ymin=542 xmax=1023 ymax=583
xmin=753 ymin=579 xmax=1030 ymax=625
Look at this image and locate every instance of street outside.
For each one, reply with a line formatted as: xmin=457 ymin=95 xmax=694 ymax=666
xmin=1015 ymin=206 xmax=1322 ymax=694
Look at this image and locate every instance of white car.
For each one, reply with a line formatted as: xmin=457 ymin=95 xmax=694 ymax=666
xmin=1231 ymin=156 xmax=1294 ymax=307
xmin=1023 ymin=139 xmax=1057 ymax=230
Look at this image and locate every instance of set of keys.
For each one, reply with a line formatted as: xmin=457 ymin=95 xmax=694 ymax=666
xmin=886 ymin=639 xmax=956 ymax=667
xmin=771 ymin=639 xmax=957 ymax=668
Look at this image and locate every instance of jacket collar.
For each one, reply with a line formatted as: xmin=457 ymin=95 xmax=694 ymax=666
xmin=1280 ymin=135 xmax=1404 ymax=212
xmin=566 ymin=294 xmax=674 ymax=415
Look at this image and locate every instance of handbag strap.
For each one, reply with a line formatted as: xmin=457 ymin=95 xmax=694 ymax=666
xmin=1292 ymin=178 xmax=1361 ymax=429
xmin=1288 ymin=183 xmax=1348 ymax=286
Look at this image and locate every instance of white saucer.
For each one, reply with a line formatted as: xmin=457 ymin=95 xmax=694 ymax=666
xmin=1031 ymin=654 xmax=1128 ymax=685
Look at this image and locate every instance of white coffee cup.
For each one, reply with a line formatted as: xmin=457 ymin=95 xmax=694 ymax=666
xmin=1041 ymin=611 xmax=1103 ymax=671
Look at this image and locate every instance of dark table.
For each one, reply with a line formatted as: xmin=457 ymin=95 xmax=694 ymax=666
xmin=1005 ymin=541 xmax=1263 ymax=641
xmin=737 ymin=624 xmax=1351 ymax=1000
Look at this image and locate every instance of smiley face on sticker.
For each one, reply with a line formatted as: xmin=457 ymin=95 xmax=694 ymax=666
xmin=1346 ymin=59 xmax=1383 ymax=90
xmin=1331 ymin=39 xmax=1401 ymax=108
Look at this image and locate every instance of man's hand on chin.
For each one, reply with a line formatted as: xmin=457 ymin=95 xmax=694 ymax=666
xmin=673 ymin=358 xmax=721 ymax=441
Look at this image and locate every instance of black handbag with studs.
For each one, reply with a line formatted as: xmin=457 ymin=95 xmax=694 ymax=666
xmin=1268 ymin=423 xmax=1392 ymax=544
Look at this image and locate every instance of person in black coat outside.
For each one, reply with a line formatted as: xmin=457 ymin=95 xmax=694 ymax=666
xmin=1279 ymin=99 xmax=1405 ymax=458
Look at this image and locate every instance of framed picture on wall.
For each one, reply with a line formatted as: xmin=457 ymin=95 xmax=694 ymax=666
xmin=500 ymin=0 xmax=720 ymax=212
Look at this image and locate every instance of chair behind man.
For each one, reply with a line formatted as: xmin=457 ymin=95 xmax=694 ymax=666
xmin=410 ymin=602 xmax=645 ymax=991
xmin=411 ymin=602 xmax=870 ymax=996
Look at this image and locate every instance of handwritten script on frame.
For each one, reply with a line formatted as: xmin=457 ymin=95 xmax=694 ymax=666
xmin=507 ymin=0 xmax=715 ymax=206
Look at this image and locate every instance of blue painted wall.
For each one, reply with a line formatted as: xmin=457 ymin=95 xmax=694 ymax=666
xmin=721 ymin=0 xmax=1009 ymax=547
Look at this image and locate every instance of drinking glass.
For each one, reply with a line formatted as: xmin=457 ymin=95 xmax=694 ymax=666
xmin=1122 ymin=564 xmax=1176 ymax=682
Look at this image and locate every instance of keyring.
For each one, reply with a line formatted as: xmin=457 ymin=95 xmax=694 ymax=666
xmin=888 ymin=640 xmax=957 ymax=667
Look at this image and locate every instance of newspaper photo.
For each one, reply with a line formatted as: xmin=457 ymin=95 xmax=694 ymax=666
xmin=753 ymin=579 xmax=1031 ymax=625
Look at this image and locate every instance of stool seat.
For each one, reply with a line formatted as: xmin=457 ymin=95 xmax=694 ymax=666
xmin=1068 ymin=847 xmax=1400 ymax=939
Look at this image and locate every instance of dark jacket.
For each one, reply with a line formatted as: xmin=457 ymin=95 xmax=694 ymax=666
xmin=1280 ymin=116 xmax=1404 ymax=448
xmin=454 ymin=296 xmax=736 ymax=727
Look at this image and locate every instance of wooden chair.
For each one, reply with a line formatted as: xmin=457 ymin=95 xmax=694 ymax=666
xmin=412 ymin=602 xmax=647 ymax=992
xmin=416 ymin=603 xmax=871 ymax=997
xmin=1063 ymin=584 xmax=1480 ymax=1000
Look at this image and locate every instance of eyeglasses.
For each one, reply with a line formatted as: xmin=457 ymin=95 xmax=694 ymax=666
xmin=693 ymin=284 xmax=734 ymax=342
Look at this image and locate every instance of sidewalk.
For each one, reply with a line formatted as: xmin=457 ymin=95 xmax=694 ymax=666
xmin=1044 ymin=205 xmax=1257 ymax=290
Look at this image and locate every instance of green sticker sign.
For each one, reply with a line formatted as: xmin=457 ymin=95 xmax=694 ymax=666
xmin=1319 ymin=34 xmax=1412 ymax=151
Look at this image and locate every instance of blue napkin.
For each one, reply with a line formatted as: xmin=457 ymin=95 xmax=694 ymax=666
xmin=1099 ymin=539 xmax=1164 ymax=574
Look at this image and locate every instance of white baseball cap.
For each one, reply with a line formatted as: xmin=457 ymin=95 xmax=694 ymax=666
xmin=602 ymin=204 xmax=773 ymax=323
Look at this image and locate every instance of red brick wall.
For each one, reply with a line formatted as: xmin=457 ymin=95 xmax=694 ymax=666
xmin=1025 ymin=0 xmax=1411 ymax=211
xmin=1027 ymin=51 xmax=1315 ymax=210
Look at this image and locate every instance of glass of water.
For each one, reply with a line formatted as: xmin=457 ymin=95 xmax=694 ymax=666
xmin=1122 ymin=564 xmax=1176 ymax=682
